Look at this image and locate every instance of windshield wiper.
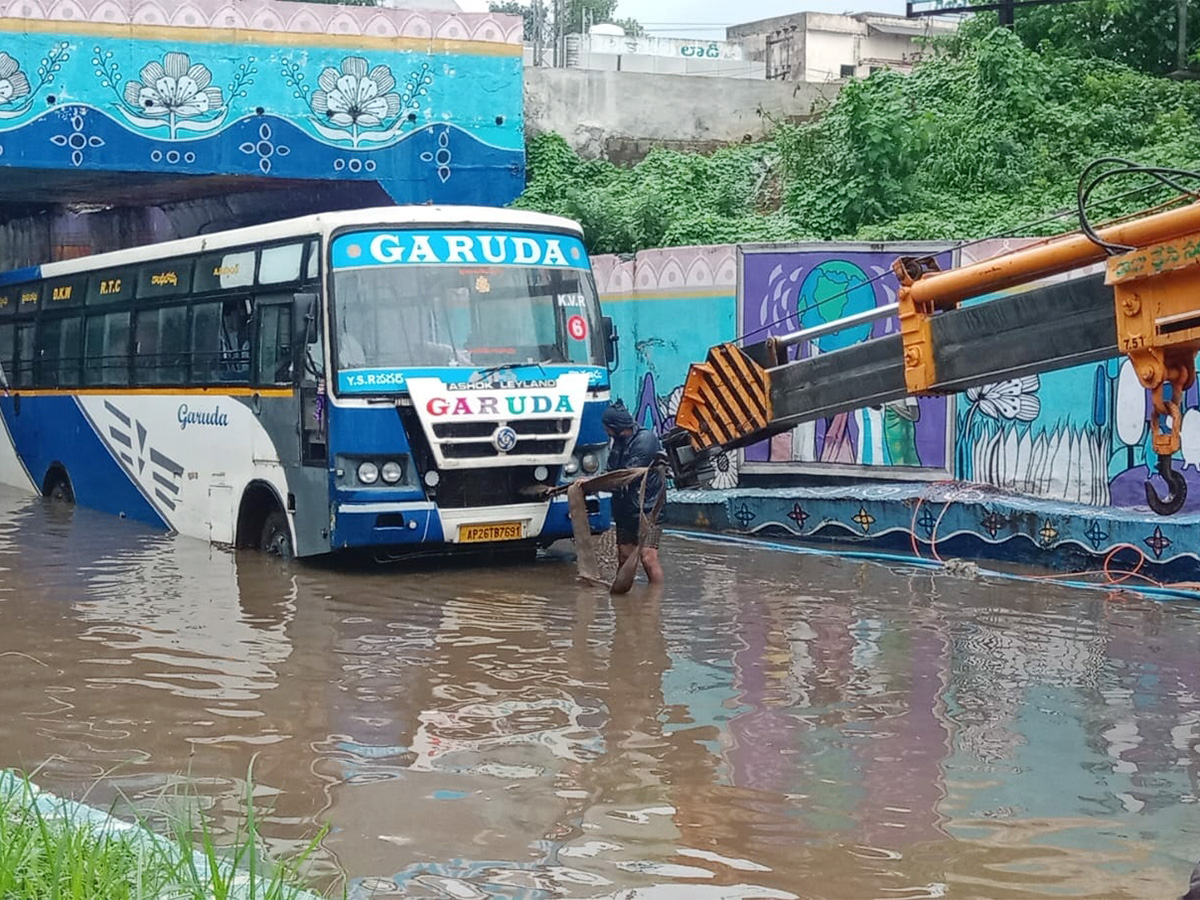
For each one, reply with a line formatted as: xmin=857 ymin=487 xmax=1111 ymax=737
xmin=474 ymin=359 xmax=556 ymax=382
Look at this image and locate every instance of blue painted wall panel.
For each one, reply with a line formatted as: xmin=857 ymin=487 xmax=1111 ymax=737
xmin=0 ymin=21 xmax=523 ymax=205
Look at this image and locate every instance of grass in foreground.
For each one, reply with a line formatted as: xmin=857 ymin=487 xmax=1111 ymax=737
xmin=0 ymin=767 xmax=334 ymax=900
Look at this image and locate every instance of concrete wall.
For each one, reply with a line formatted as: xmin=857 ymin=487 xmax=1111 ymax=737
xmin=805 ymin=20 xmax=859 ymax=81
xmin=727 ymin=13 xmax=806 ymax=61
xmin=562 ymin=52 xmax=766 ymax=79
xmin=524 ymin=67 xmax=839 ymax=162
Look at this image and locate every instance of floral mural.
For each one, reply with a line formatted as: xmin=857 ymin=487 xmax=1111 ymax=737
xmin=595 ymin=239 xmax=1200 ymax=517
xmin=287 ymin=55 xmax=433 ymax=148
xmin=0 ymin=3 xmax=523 ymax=206
xmin=120 ymin=52 xmax=225 ymax=138
xmin=0 ymin=44 xmax=68 ymax=120
xmin=312 ymin=58 xmax=400 ymax=136
xmin=0 ymin=52 xmax=29 ymax=107
xmin=964 ymin=376 xmax=1041 ymax=424
xmin=594 ymin=241 xmax=1200 ymax=567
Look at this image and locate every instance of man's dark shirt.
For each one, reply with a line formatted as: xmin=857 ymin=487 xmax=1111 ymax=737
xmin=607 ymin=424 xmax=663 ymax=517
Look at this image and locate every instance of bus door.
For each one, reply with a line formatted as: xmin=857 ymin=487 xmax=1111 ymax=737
xmin=254 ymin=291 xmax=328 ymax=555
xmin=252 ymin=293 xmax=300 ymax=467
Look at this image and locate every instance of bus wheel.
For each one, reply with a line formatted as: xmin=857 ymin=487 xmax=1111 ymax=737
xmin=260 ymin=510 xmax=294 ymax=560
xmin=44 ymin=471 xmax=74 ymax=504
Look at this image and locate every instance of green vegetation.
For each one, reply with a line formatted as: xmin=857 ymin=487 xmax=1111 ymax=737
xmin=994 ymin=0 xmax=1197 ymax=78
xmin=513 ymin=26 xmax=1200 ymax=254
xmin=0 ymin=769 xmax=331 ymax=900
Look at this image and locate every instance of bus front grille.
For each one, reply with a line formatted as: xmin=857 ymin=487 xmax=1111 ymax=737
xmin=435 ymin=467 xmax=557 ymax=508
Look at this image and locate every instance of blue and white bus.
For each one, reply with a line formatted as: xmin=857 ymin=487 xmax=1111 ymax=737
xmin=0 ymin=207 xmax=616 ymax=558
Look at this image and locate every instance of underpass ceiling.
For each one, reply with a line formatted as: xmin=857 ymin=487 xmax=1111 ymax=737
xmin=0 ymin=170 xmax=386 ymax=224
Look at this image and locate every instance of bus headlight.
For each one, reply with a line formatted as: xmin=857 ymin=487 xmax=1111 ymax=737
xmin=381 ymin=461 xmax=403 ymax=484
xmin=564 ymin=457 xmax=580 ymax=476
xmin=581 ymin=452 xmax=600 ymax=474
xmin=357 ymin=461 xmax=380 ymax=484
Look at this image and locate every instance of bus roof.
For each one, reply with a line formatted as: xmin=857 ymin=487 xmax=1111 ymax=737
xmin=11 ymin=206 xmax=586 ymax=282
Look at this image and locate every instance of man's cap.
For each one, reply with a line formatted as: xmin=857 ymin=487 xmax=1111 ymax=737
xmin=601 ymin=403 xmax=636 ymax=431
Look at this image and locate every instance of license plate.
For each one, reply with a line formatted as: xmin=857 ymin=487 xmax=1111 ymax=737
xmin=459 ymin=521 xmax=523 ymax=543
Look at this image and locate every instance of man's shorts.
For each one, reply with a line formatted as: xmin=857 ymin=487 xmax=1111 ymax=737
xmin=614 ymin=508 xmax=662 ymax=548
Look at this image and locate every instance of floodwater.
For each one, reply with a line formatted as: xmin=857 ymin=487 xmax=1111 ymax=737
xmin=0 ymin=488 xmax=1199 ymax=899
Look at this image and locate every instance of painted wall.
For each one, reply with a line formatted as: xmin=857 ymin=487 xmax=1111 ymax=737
xmin=955 ymin=240 xmax=1200 ymax=514
xmin=594 ymin=238 xmax=1200 ymax=515
xmin=738 ymin=242 xmax=954 ymax=480
xmin=0 ymin=0 xmax=525 ymax=205
xmin=592 ymin=246 xmax=740 ymax=486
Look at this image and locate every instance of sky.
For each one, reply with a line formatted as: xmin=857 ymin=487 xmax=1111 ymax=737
xmin=613 ymin=0 xmax=911 ymax=38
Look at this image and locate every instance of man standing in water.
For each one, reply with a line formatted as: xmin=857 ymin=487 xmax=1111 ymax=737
xmin=601 ymin=402 xmax=665 ymax=584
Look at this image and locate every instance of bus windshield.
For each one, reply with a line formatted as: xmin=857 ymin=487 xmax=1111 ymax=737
xmin=328 ymin=226 xmax=607 ymax=386
xmin=333 ymin=264 xmax=604 ymax=372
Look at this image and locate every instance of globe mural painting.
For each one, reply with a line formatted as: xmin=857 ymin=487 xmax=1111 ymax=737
xmin=740 ymin=247 xmax=954 ymax=476
xmin=796 ymin=260 xmax=876 ymax=352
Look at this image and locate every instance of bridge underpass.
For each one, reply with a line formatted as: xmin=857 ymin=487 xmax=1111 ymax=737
xmin=0 ymin=0 xmax=525 ymax=268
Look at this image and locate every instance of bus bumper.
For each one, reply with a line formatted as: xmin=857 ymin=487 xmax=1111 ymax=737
xmin=331 ymin=494 xmax=611 ymax=550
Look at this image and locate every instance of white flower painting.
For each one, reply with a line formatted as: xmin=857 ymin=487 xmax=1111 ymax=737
xmin=708 ymin=449 xmax=740 ymax=490
xmin=118 ymin=52 xmax=226 ymax=137
xmin=312 ymin=57 xmax=401 ymax=130
xmin=965 ymin=375 xmax=1041 ymax=422
xmin=0 ymin=52 xmax=30 ymax=107
xmin=307 ymin=55 xmax=426 ymax=147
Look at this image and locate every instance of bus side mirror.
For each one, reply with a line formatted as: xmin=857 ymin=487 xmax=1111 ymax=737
xmin=602 ymin=316 xmax=618 ymax=369
xmin=292 ymin=292 xmax=319 ymax=346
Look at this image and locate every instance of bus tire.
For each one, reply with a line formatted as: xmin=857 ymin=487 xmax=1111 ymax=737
xmin=260 ymin=510 xmax=294 ymax=560
xmin=44 ymin=469 xmax=74 ymax=504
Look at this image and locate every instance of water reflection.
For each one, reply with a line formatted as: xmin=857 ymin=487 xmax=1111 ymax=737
xmin=0 ymin=487 xmax=1197 ymax=897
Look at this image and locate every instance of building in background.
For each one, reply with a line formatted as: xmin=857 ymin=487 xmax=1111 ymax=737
xmin=552 ymin=24 xmax=765 ymax=79
xmin=728 ymin=11 xmax=957 ymax=82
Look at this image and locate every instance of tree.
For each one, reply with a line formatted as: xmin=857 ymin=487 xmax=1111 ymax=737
xmin=562 ymin=0 xmax=618 ymax=34
xmin=489 ymin=0 xmax=548 ymax=43
xmin=613 ymin=16 xmax=644 ymax=37
xmin=959 ymin=0 xmax=1197 ymax=77
xmin=489 ymin=0 xmax=641 ymax=52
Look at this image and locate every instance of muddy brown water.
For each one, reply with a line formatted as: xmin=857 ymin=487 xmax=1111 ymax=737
xmin=0 ymin=487 xmax=1199 ymax=899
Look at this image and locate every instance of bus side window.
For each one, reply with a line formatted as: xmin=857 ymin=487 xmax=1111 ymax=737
xmin=255 ymin=300 xmax=292 ymax=385
xmin=84 ymin=312 xmax=130 ymax=386
xmin=134 ymin=305 xmax=188 ymax=385
xmin=220 ymin=299 xmax=252 ymax=382
xmin=39 ymin=317 xmax=83 ymax=388
xmin=14 ymin=322 xmax=35 ymax=389
xmin=190 ymin=301 xmax=221 ymax=383
xmin=0 ymin=322 xmax=13 ymax=388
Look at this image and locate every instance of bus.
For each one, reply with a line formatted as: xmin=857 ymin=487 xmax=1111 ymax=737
xmin=0 ymin=206 xmax=616 ymax=559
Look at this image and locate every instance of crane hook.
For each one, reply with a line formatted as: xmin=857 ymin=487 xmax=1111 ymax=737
xmin=1145 ymin=453 xmax=1188 ymax=516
